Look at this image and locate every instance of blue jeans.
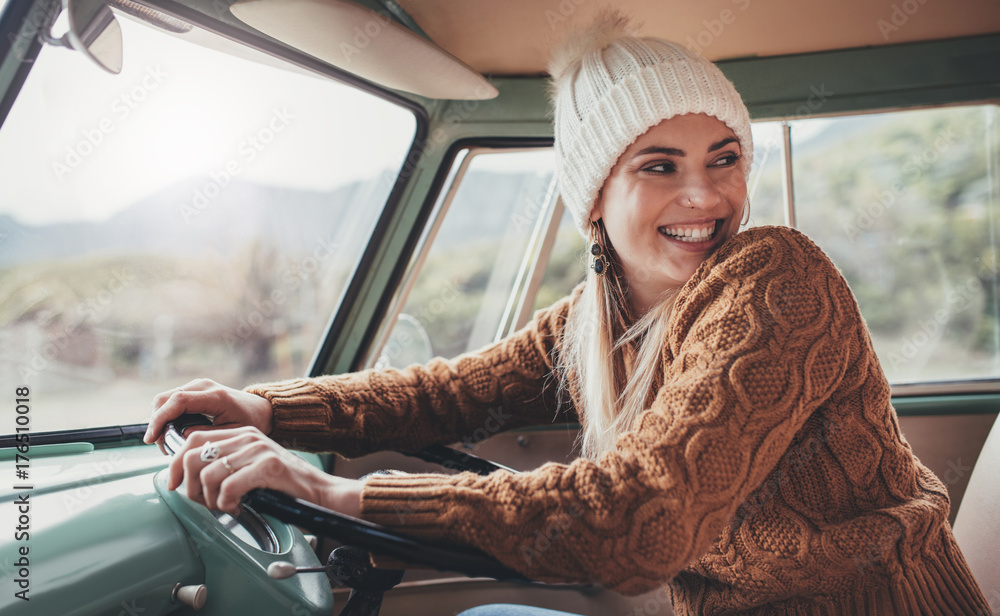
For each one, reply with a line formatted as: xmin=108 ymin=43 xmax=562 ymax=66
xmin=457 ymin=605 xmax=582 ymax=616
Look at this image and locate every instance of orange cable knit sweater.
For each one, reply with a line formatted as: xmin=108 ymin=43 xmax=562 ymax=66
xmin=248 ymin=226 xmax=989 ymax=616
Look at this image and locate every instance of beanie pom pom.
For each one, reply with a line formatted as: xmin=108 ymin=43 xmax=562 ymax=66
xmin=547 ymin=9 xmax=638 ymax=86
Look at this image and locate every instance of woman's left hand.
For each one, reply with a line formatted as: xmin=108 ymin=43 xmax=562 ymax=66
xmin=168 ymin=426 xmax=362 ymax=517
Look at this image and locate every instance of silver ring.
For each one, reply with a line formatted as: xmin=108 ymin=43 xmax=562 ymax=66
xmin=222 ymin=456 xmax=235 ymax=475
xmin=200 ymin=442 xmax=220 ymax=462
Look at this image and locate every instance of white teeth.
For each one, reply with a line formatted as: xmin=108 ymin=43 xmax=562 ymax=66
xmin=660 ymin=221 xmax=717 ymax=242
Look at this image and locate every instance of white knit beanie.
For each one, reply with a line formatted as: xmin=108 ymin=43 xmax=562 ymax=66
xmin=549 ymin=14 xmax=753 ymax=236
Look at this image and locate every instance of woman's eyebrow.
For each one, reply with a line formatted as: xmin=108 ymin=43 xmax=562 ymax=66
xmin=631 ymin=137 xmax=740 ymax=159
xmin=708 ymin=137 xmax=740 ymax=152
xmin=632 ymin=145 xmax=685 ymax=158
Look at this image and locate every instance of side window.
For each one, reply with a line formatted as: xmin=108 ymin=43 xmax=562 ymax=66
xmin=530 ymin=208 xmax=586 ymax=314
xmin=373 ymin=148 xmax=556 ymax=368
xmin=791 ymin=105 xmax=1000 ymax=384
xmin=745 ymin=121 xmax=789 ymax=228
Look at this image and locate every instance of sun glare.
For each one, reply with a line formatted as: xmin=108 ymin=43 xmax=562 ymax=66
xmin=141 ymin=101 xmax=228 ymax=180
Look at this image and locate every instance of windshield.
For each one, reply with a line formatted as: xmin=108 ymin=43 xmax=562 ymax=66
xmin=0 ymin=10 xmax=416 ymax=432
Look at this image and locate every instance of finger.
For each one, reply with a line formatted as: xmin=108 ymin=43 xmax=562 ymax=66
xmin=201 ymin=455 xmax=237 ymax=511
xmin=168 ymin=440 xmax=198 ymax=493
xmin=180 ymin=440 xmax=221 ymax=503
xmin=168 ymin=432 xmax=218 ymax=492
xmin=216 ymin=454 xmax=282 ymax=514
xmin=180 ymin=378 xmax=214 ymax=390
xmin=146 ymin=380 xmax=223 ymax=444
xmin=183 ymin=427 xmax=258 ymax=449
xmin=145 ymin=389 xmax=191 ymax=444
xmin=169 ymin=430 xmax=257 ymax=492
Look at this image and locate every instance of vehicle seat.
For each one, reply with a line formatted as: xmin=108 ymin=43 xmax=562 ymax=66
xmin=953 ymin=414 xmax=1000 ymax=608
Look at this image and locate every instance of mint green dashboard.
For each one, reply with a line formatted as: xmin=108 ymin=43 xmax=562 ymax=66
xmin=0 ymin=443 xmax=332 ymax=616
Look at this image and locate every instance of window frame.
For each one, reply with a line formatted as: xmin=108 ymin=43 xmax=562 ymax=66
xmin=341 ymin=136 xmax=555 ymax=371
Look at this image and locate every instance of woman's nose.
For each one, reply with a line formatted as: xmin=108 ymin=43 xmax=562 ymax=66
xmin=676 ymin=171 xmax=722 ymax=209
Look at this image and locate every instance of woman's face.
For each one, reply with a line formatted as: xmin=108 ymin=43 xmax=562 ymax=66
xmin=592 ymin=113 xmax=748 ymax=314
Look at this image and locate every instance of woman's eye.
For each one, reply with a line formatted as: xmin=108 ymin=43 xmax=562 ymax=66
xmin=642 ymin=162 xmax=675 ymax=174
xmin=711 ymin=153 xmax=742 ymax=168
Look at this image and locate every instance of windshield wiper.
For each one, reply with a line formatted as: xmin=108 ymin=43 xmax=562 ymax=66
xmin=0 ymin=424 xmax=147 ymax=448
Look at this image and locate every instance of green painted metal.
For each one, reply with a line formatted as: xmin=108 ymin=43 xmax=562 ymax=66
xmin=0 ymin=441 xmax=93 ymax=460
xmin=0 ymin=0 xmax=52 ymax=125
xmin=892 ymin=394 xmax=1000 ymax=417
xmin=0 ymin=443 xmax=332 ymax=615
xmin=0 ymin=448 xmax=202 ymax=615
xmin=720 ymin=33 xmax=1000 ymax=120
xmin=154 ymin=473 xmax=333 ymax=616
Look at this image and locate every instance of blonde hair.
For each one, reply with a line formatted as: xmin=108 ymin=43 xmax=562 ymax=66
xmin=559 ymin=222 xmax=678 ymax=460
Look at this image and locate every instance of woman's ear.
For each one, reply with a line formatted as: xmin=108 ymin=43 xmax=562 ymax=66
xmin=590 ymin=190 xmax=604 ymax=222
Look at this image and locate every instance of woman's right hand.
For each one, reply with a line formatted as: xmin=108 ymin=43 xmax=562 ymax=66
xmin=144 ymin=378 xmax=274 ymax=452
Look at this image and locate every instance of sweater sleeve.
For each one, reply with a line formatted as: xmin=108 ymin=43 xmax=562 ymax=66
xmin=244 ymin=292 xmax=577 ymax=457
xmin=358 ymin=226 xmax=865 ymax=595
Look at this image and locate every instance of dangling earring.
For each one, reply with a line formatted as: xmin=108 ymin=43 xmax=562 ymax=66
xmin=590 ymin=220 xmax=608 ymax=276
xmin=741 ymin=197 xmax=752 ymax=226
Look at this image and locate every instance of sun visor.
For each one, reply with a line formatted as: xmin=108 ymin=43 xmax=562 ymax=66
xmin=229 ymin=0 xmax=498 ymax=100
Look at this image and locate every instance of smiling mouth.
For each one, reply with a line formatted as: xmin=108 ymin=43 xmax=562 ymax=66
xmin=658 ymin=220 xmax=720 ymax=243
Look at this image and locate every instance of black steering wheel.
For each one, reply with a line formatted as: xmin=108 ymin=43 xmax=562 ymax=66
xmin=162 ymin=414 xmax=533 ymax=615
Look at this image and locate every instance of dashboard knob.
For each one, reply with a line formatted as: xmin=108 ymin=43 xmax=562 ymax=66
xmin=172 ymin=583 xmax=207 ymax=610
xmin=268 ymin=561 xmax=298 ymax=579
xmin=267 ymin=560 xmax=335 ymax=579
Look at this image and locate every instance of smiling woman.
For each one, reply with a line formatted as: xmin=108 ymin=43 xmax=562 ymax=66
xmin=2 ymin=2 xmax=999 ymax=616
xmin=141 ymin=11 xmax=991 ymax=616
